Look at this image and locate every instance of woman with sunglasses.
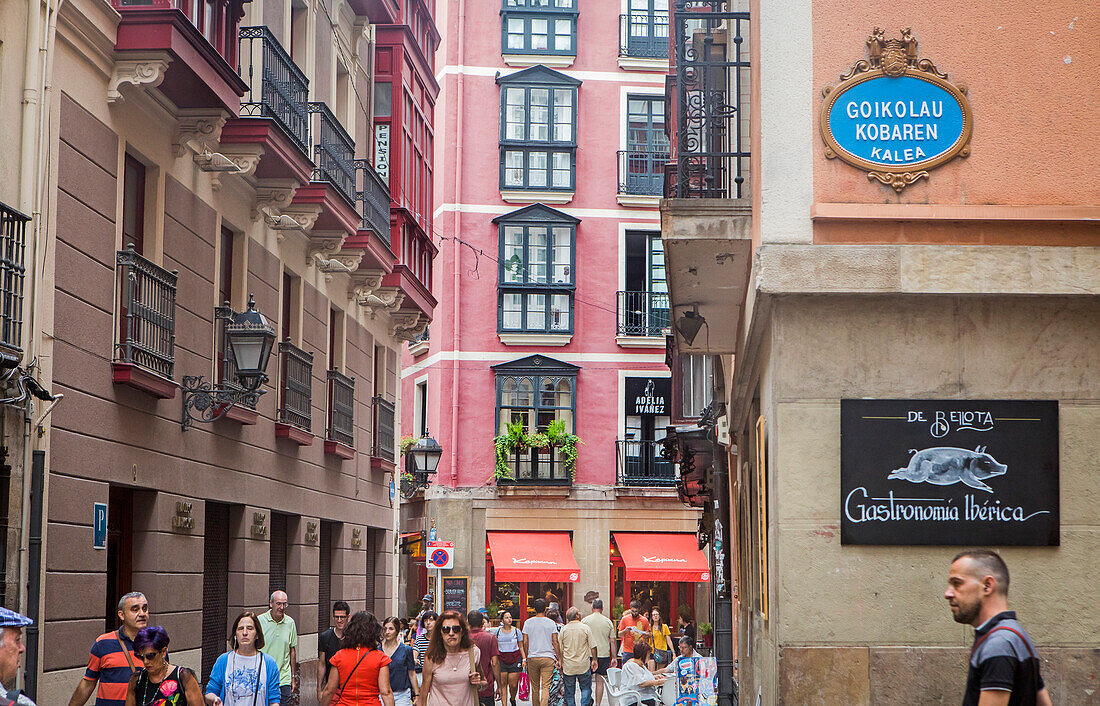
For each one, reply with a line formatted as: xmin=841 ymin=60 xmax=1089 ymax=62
xmin=320 ymin=612 xmax=395 ymax=706
xmin=417 ymin=611 xmax=485 ymax=706
xmin=124 ymin=626 xmax=205 ymax=706
xmin=204 ymin=612 xmax=281 ymax=705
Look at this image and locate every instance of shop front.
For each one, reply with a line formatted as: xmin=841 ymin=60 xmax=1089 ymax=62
xmin=486 ymin=531 xmax=581 ymax=622
xmin=610 ymin=532 xmax=710 ymax=627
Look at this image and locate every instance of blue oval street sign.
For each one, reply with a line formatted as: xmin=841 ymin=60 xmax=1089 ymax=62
xmin=819 ymin=28 xmax=973 ymax=192
xmin=827 ymin=76 xmax=965 ymax=167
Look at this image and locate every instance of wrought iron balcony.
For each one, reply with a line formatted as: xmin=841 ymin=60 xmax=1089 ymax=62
xmin=239 ymin=26 xmax=310 ymax=154
xmin=372 ymin=395 xmax=396 ymax=461
xmin=672 ymin=2 xmax=750 ymax=198
xmin=619 ymin=12 xmax=670 ymax=58
xmin=617 ymin=439 xmax=677 ymax=486
xmin=115 ymin=244 xmax=177 ymax=380
xmin=497 ymin=449 xmax=571 ymax=486
xmin=617 ymin=290 xmax=670 ymax=337
xmin=355 ymin=158 xmax=391 ymax=240
xmin=326 ymin=369 xmax=355 ymax=448
xmin=276 ymin=340 xmax=313 ymax=431
xmin=0 ymin=202 xmax=28 ymax=358
xmin=617 ymin=150 xmax=670 ymax=196
xmin=309 ymin=102 xmax=357 ymax=205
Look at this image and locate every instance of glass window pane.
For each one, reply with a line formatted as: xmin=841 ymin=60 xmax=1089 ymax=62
xmin=526 ymin=294 xmax=545 ymax=330
xmin=504 ymin=226 xmax=524 ymax=282
xmin=552 ymin=227 xmax=571 ymax=283
xmin=550 ymin=294 xmax=570 ymax=331
xmin=518 ymin=377 xmax=534 ymax=406
xmin=531 ymin=18 xmax=548 ymax=50
xmin=551 ymin=151 xmax=571 ymax=188
xmin=554 ymin=20 xmax=572 ymax=51
xmin=506 ymin=89 xmax=526 ymax=139
xmin=502 ymin=293 xmax=523 ymax=330
xmin=528 ymin=227 xmax=547 ymax=282
xmin=529 ymin=89 xmax=549 ymax=141
xmin=529 ymin=151 xmax=547 ymax=187
xmin=504 ymin=150 xmax=524 ymax=187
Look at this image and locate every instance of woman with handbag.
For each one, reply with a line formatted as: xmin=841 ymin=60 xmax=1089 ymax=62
xmin=204 ymin=612 xmax=281 ymax=705
xmin=647 ymin=608 xmax=674 ymax=670
xmin=417 ymin=611 xmax=485 ymax=706
xmin=320 ymin=612 xmax=396 ymax=706
xmin=493 ymin=611 xmax=525 ymax=706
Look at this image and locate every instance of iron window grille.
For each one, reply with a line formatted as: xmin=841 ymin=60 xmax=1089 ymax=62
xmin=493 ymin=356 xmax=578 ymax=485
xmin=617 ymin=149 xmax=670 ymax=195
xmin=372 ymin=395 xmax=396 ymax=461
xmin=115 ymin=244 xmax=177 ymax=380
xmin=673 ymin=1 xmax=750 ymax=198
xmin=498 ymin=67 xmax=580 ymax=191
xmin=326 ymin=369 xmax=355 ymax=448
xmin=619 ymin=10 xmax=670 ymax=58
xmin=276 ymin=340 xmax=313 ymax=431
xmin=354 ymin=158 xmax=392 ymax=241
xmin=616 ymin=290 xmax=670 ymax=336
xmin=0 ymin=202 xmax=28 ymax=357
xmin=309 ymin=102 xmax=357 ymax=205
xmin=616 ymin=439 xmax=676 ymax=485
xmin=238 ymin=26 xmax=310 ymax=154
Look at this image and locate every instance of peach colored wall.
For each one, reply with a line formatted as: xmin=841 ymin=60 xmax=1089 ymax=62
xmin=403 ymin=0 xmax=670 ymax=488
xmin=812 ymin=2 xmax=1099 ymax=207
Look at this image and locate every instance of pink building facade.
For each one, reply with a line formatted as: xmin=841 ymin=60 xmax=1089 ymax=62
xmin=399 ymin=0 xmax=710 ymax=625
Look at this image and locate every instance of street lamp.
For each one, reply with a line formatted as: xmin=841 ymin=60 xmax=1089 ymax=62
xmin=401 ymin=432 xmax=443 ymax=497
xmin=181 ymin=295 xmax=277 ymax=429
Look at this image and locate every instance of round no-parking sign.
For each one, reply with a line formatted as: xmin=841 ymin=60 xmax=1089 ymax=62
xmin=426 ymin=541 xmax=454 ymax=569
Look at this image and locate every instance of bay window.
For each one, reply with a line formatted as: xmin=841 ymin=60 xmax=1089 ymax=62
xmin=498 ymin=67 xmax=580 ymax=192
xmin=501 ymin=0 xmax=578 ymax=57
xmin=494 ymin=204 xmax=578 ymax=335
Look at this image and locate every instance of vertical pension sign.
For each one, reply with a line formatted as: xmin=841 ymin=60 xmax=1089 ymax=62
xmin=819 ymin=28 xmax=973 ymax=192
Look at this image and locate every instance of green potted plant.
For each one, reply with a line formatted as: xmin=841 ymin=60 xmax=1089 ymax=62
xmin=699 ymin=621 xmax=713 ymax=648
xmin=493 ymin=421 xmax=529 ymax=480
xmin=486 ymin=602 xmax=500 ymax=625
xmin=612 ymin=599 xmax=625 ymax=621
xmin=546 ymin=419 xmax=581 ymax=481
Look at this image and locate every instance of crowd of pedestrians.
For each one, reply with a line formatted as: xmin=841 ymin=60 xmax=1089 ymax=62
xmin=46 ymin=548 xmax=1049 ymax=706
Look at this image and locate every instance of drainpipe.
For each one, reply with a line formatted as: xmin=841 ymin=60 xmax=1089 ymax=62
xmin=448 ymin=0 xmax=465 ymax=486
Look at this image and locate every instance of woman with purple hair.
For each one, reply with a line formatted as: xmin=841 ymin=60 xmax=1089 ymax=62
xmin=125 ymin=626 xmax=205 ymax=706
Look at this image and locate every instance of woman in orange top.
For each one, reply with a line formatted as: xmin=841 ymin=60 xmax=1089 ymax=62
xmin=321 ymin=611 xmax=397 ymax=706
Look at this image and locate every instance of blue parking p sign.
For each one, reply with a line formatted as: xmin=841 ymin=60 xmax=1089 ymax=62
xmin=93 ymin=502 xmax=108 ymax=549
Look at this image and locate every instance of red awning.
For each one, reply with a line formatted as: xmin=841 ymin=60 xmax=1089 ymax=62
xmin=487 ymin=531 xmax=581 ymax=582
xmin=613 ymin=533 xmax=711 ymax=582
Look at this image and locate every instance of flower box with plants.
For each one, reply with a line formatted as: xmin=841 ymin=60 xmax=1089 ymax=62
xmin=493 ymin=418 xmax=580 ymax=482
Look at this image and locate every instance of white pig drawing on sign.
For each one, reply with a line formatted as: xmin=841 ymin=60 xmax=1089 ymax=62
xmin=887 ymin=446 xmax=1007 ymax=493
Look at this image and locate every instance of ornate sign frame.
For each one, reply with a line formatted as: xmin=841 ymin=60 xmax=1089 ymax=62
xmin=820 ymin=28 xmax=973 ymax=192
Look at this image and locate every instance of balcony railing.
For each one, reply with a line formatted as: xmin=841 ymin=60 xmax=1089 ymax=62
xmin=617 ymin=290 xmax=670 ymax=337
xmin=372 ymin=395 xmax=396 ymax=461
xmin=309 ymin=102 xmax=356 ymax=204
xmin=617 ymin=439 xmax=677 ymax=486
xmin=326 ymin=369 xmax=355 ymax=448
xmin=239 ymin=26 xmax=311 ymax=154
xmin=497 ymin=448 xmax=571 ymax=486
xmin=673 ymin=3 xmax=750 ymax=198
xmin=618 ymin=150 xmax=670 ymax=196
xmin=277 ymin=341 xmax=313 ymax=431
xmin=355 ymin=158 xmax=391 ymax=239
xmin=0 ymin=202 xmax=28 ymax=357
xmin=115 ymin=244 xmax=177 ymax=380
xmin=619 ymin=12 xmax=670 ymax=58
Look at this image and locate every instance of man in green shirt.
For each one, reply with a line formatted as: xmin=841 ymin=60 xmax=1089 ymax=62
xmin=259 ymin=590 xmax=298 ymax=703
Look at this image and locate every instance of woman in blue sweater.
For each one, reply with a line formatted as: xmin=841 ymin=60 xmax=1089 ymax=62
xmin=205 ymin=612 xmax=282 ymax=705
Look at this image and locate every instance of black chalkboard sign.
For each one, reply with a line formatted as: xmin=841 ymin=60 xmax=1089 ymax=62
xmin=841 ymin=400 xmax=1059 ymax=546
xmin=442 ymin=576 xmax=469 ymax=614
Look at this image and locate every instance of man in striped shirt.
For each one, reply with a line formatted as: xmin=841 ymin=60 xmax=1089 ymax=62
xmin=67 ymin=592 xmax=148 ymax=706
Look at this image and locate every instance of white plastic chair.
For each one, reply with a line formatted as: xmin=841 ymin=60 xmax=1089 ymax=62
xmin=602 ymin=668 xmax=645 ymax=706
